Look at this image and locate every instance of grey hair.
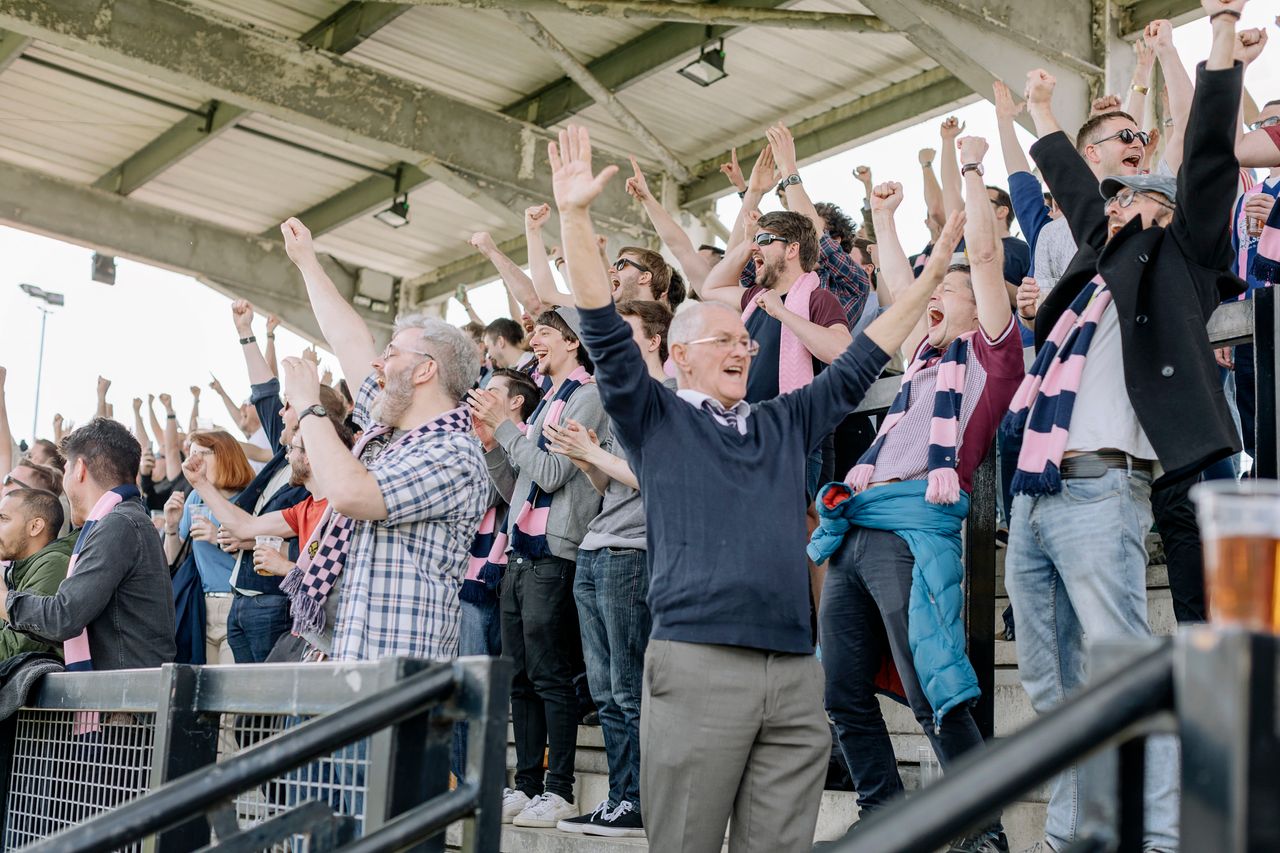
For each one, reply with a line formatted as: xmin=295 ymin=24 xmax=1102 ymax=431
xmin=393 ymin=313 xmax=479 ymax=403
xmin=668 ymin=302 xmax=740 ymax=346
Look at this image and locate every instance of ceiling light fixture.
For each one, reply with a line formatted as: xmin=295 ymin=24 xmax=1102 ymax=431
xmin=678 ymin=35 xmax=728 ymax=87
xmin=375 ymin=166 xmax=411 ymax=228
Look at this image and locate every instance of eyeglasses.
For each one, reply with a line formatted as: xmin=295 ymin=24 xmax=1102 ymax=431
xmin=753 ymin=232 xmax=791 ymax=247
xmin=1248 ymin=116 xmax=1280 ymax=131
xmin=1 ymin=474 xmax=32 ymax=490
xmin=188 ymin=445 xmax=215 ymax=457
xmin=1105 ymin=186 xmax=1175 ymax=212
xmin=611 ymin=258 xmax=650 ymax=274
xmin=1091 ymin=128 xmax=1151 ymax=147
xmin=682 ymin=335 xmax=761 ymax=357
xmin=380 ymin=343 xmax=434 ymax=362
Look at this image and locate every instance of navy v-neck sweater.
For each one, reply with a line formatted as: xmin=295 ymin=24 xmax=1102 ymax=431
xmin=579 ymin=305 xmax=889 ymax=653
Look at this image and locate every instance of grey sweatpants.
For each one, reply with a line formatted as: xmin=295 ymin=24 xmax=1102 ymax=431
xmin=640 ymin=639 xmax=829 ymax=853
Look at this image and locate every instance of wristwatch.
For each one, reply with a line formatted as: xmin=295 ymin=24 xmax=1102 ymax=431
xmin=239 ymin=335 xmax=256 ymax=346
xmin=781 ymin=174 xmax=802 ymax=188
xmin=298 ymin=404 xmax=328 ymax=424
xmin=960 ymin=163 xmax=985 ymax=177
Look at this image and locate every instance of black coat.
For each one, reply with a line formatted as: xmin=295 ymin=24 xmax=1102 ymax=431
xmin=1030 ymin=62 xmax=1247 ymax=487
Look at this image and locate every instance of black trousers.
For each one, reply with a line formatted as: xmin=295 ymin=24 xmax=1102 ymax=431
xmin=1151 ymin=476 xmax=1207 ymax=624
xmin=501 ymin=554 xmax=581 ymax=802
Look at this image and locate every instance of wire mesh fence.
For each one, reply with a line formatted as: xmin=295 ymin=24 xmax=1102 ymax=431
xmin=4 ymin=710 xmax=156 ymax=852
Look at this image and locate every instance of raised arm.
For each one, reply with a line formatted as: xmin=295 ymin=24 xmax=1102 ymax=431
xmin=993 ymin=81 xmax=1033 ymax=176
xmin=1148 ymin=19 xmax=1194 ymax=171
xmin=625 ymin=157 xmax=713 ymax=291
xmin=525 ymin=204 xmax=574 ymax=309
xmin=454 ymin=288 xmax=484 ymax=328
xmin=146 ymin=396 xmax=164 ymax=450
xmin=160 ymin=393 xmax=182 ymax=481
xmin=698 ymin=239 xmax=756 ymax=309
xmin=1233 ymin=27 xmax=1273 ymax=166
xmin=130 ymin=398 xmax=149 ymax=446
xmin=864 ymin=211 xmax=967 ymax=356
xmin=208 ymin=375 xmax=246 ymax=436
xmin=187 ymin=386 xmax=201 ymax=436
xmin=95 ymin=376 xmax=110 ymax=420
xmin=1126 ymin=37 xmax=1156 ymax=120
xmin=1024 ymin=69 xmax=1065 ymax=139
xmin=768 ymin=124 xmax=826 ymax=238
xmin=264 ymin=315 xmax=280 ymax=379
xmin=468 ymin=231 xmax=548 ymax=317
xmin=939 ymin=117 xmax=966 ymax=217
xmin=868 ymin=182 xmax=928 ymax=361
xmin=730 ymin=146 xmax=777 ymax=252
xmin=229 ymin=300 xmax=274 ymax=387
xmin=919 ymin=149 xmax=945 ymax=230
xmin=0 ymin=367 xmax=13 ymax=475
xmin=279 ymin=217 xmax=378 ymax=385
xmin=959 ymin=136 xmax=1014 ymax=339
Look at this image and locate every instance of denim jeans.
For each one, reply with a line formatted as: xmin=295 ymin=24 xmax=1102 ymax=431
xmin=819 ymin=527 xmax=991 ymax=815
xmin=451 ymin=595 xmax=502 ymax=782
xmin=501 ymin=554 xmax=581 ymax=802
xmin=1005 ymin=469 xmax=1179 ymax=852
xmin=574 ymin=547 xmax=651 ymax=810
xmin=228 ymin=593 xmax=291 ymax=663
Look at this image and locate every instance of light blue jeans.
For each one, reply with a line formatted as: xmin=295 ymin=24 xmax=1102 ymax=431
xmin=1005 ymin=469 xmax=1179 ymax=852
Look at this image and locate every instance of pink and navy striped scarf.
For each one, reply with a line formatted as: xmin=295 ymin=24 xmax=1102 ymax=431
xmin=741 ymin=271 xmax=819 ymax=394
xmin=509 ymin=367 xmax=592 ymax=558
xmin=845 ymin=334 xmax=974 ymax=505
xmin=462 ymin=502 xmax=511 ymax=604
xmin=280 ymin=407 xmax=474 ymax=635
xmin=1003 ymin=275 xmax=1113 ymax=496
xmin=64 ymin=485 xmax=140 ymax=671
xmin=1252 ymin=186 xmax=1280 ymax=284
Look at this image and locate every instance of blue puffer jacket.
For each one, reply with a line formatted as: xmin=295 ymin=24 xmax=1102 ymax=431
xmin=808 ymin=479 xmax=979 ymax=729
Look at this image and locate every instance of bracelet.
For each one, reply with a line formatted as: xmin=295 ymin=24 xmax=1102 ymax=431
xmin=165 ymin=527 xmax=178 ymax=536
xmin=1209 ymin=9 xmax=1240 ymax=22
xmin=1131 ymin=84 xmax=1149 ymax=95
xmin=736 ymin=190 xmax=746 ymax=199
xmin=266 ymin=333 xmax=275 ymax=340
xmin=239 ymin=335 xmax=256 ymax=345
xmin=921 ymin=161 xmax=933 ymax=169
xmin=165 ymin=413 xmax=176 ymax=420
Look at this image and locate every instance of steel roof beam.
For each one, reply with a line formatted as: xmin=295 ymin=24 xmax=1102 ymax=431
xmin=90 ymin=2 xmax=410 ymax=196
xmin=680 ymin=68 xmax=973 ymax=207
xmin=394 ymin=0 xmax=890 ymax=32
xmin=0 ymin=27 xmax=27 ymax=72
xmin=0 ymin=159 xmax=392 ymax=345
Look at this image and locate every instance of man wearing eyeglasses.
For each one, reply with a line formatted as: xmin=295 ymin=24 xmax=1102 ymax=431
xmin=1007 ymin=7 xmax=1248 ymax=850
xmin=548 ymin=123 xmax=969 ymax=853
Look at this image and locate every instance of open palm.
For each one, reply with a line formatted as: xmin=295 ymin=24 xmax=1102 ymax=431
xmin=549 ymin=125 xmax=618 ymax=212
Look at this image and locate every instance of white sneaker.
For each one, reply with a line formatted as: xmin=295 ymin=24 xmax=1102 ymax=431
xmin=501 ymin=787 xmax=530 ymax=823
xmin=513 ymin=792 xmax=578 ymax=828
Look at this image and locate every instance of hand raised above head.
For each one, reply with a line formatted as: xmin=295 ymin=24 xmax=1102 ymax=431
xmin=548 ymin=125 xmax=619 ymax=213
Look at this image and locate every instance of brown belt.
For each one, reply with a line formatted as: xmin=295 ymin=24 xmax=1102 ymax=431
xmin=1060 ymin=451 xmax=1154 ymax=479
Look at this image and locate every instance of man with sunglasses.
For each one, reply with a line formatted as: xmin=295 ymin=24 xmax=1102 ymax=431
xmin=1007 ymin=7 xmax=1248 ymax=850
xmin=548 ymin=123 xmax=968 ymax=853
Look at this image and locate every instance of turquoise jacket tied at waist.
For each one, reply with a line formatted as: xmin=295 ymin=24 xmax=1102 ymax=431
xmin=808 ymin=479 xmax=979 ymax=729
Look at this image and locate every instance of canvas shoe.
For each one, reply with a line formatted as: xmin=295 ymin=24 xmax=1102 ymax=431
xmin=501 ymin=787 xmax=530 ymax=824
xmin=513 ymin=792 xmax=578 ymax=828
xmin=582 ymin=800 xmax=645 ymax=838
xmin=556 ymin=799 xmax=612 ymax=833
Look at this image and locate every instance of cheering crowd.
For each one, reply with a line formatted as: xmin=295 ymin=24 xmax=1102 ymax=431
xmin=2 ymin=1 xmax=1280 ymax=851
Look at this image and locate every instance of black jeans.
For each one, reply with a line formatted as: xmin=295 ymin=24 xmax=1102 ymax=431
xmin=501 ymin=554 xmax=581 ymax=802
xmin=1151 ymin=476 xmax=1207 ymax=624
xmin=819 ymin=528 xmax=992 ymax=814
xmin=1235 ymin=342 xmax=1256 ymax=460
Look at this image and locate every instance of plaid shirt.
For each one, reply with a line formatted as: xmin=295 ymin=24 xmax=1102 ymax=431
xmin=331 ymin=375 xmax=489 ymax=662
xmin=739 ymin=233 xmax=869 ymax=327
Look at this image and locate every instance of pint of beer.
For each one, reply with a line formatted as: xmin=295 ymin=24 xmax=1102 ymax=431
xmin=1190 ymin=480 xmax=1280 ymax=631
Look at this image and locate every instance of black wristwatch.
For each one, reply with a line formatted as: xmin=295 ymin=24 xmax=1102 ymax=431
xmin=298 ymin=404 xmax=328 ymax=424
xmin=239 ymin=335 xmax=257 ymax=346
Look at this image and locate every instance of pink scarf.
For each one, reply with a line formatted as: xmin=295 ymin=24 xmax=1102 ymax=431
xmin=741 ymin=271 xmax=820 ymax=393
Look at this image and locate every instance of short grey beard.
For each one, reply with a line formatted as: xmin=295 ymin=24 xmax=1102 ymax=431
xmin=369 ymin=369 xmax=414 ymax=425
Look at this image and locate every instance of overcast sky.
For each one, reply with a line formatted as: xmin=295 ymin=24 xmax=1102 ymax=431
xmin=0 ymin=10 xmax=1275 ymax=445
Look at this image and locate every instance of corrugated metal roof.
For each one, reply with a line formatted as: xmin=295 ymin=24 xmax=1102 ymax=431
xmin=0 ymin=0 xmax=960 ymax=295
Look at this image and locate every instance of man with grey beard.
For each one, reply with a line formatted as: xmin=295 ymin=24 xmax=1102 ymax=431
xmin=278 ymin=217 xmax=489 ymax=662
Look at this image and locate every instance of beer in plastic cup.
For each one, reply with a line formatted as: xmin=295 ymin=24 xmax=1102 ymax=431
xmin=1190 ymin=479 xmax=1280 ymax=631
xmin=1247 ymin=216 xmax=1265 ymax=238
xmin=254 ymin=535 xmax=285 ymax=576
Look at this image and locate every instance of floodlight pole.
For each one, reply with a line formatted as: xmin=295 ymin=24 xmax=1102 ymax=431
xmin=31 ymin=306 xmax=49 ymax=441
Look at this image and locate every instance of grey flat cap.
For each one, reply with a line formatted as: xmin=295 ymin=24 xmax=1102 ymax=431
xmin=1099 ymin=173 xmax=1178 ymax=205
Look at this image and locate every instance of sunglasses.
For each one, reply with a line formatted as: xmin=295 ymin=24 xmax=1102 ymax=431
xmin=611 ymin=258 xmax=650 ymax=274
xmin=1105 ymin=186 xmax=1175 ymax=212
xmin=1248 ymin=116 xmax=1280 ymax=131
xmin=753 ymin=232 xmax=792 ymax=247
xmin=1092 ymin=128 xmax=1151 ymax=147
xmin=2 ymin=474 xmax=33 ymax=490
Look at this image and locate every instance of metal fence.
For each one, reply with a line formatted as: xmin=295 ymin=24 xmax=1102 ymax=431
xmin=0 ymin=656 xmax=510 ymax=853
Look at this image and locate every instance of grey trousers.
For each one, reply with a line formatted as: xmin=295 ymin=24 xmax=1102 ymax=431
xmin=640 ymin=639 xmax=829 ymax=853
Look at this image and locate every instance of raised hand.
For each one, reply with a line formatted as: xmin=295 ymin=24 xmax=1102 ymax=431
xmin=525 ymin=203 xmax=552 ymax=230
xmin=465 ymin=388 xmax=505 ymax=431
xmin=181 ymin=452 xmax=206 ymax=486
xmin=468 ymin=231 xmax=498 ymax=255
xmin=940 ymin=116 xmax=965 ymax=142
xmin=279 ymin=217 xmax=316 ymax=267
xmin=1235 ymin=27 xmax=1267 ymax=64
xmin=766 ymin=123 xmax=799 ymax=176
xmin=547 ymin=125 xmax=619 ymax=213
xmin=934 ymin=210 xmax=967 ymax=261
xmin=1134 ymin=33 xmax=1155 ymax=73
xmin=97 ymin=376 xmax=111 ymax=396
xmin=0 ymin=365 xmax=6 ymax=391
xmin=208 ymin=375 xmax=225 ymax=395
xmin=231 ymin=299 xmax=254 ymax=337
xmin=321 ymin=367 xmax=334 ymax=387
xmin=132 ymin=397 xmax=143 ymax=413
xmin=918 ymin=148 xmax=936 ymax=166
xmin=719 ymin=147 xmax=747 ymax=192
xmin=280 ymin=357 xmax=321 ymax=410
xmin=1016 ymin=277 xmax=1041 ymax=320
xmin=869 ymin=182 xmax=904 ymax=214
xmin=301 ymin=346 xmax=320 ymax=366
xmin=957 ymin=135 xmax=989 ymax=165
xmin=1090 ymin=94 xmax=1122 ymax=117
xmin=746 ymin=144 xmax=778 ymax=194
xmin=853 ymin=165 xmax=873 ymax=189
xmin=139 ymin=447 xmax=155 ymax=477
xmin=163 ymin=490 xmax=185 ymax=531
xmin=1144 ymin=19 xmax=1173 ymax=51
xmin=266 ymin=314 xmax=280 ymax=335
xmin=625 ymin=157 xmax=653 ymax=202
xmin=189 ymin=385 xmax=201 ymax=400
xmin=1200 ymin=0 xmax=1246 ymax=17
xmin=1025 ymin=69 xmax=1057 ymax=107
xmin=992 ymin=81 xmax=1023 ymax=120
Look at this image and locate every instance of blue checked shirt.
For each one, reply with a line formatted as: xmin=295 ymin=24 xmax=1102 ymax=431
xmin=739 ymin=233 xmax=869 ymax=328
xmin=331 ymin=375 xmax=490 ymax=662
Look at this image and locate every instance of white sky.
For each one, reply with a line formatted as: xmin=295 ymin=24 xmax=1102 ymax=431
xmin=0 ymin=10 xmax=1276 ymax=446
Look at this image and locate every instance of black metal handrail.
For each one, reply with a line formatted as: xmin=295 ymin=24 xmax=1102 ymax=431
xmin=24 ymin=663 xmax=460 ymax=853
xmin=832 ymin=642 xmax=1176 ymax=853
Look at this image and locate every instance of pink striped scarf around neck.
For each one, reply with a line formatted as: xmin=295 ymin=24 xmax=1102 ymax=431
xmin=64 ymin=485 xmax=139 ymax=671
xmin=845 ymin=333 xmax=974 ymax=505
xmin=742 ymin=271 xmax=819 ymax=394
xmin=1252 ymin=184 xmax=1280 ymax=285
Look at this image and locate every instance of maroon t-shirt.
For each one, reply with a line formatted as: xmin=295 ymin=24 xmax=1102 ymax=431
xmin=740 ymin=284 xmax=848 ymax=403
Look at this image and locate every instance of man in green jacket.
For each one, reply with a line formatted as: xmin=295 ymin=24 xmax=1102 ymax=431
xmin=0 ymin=489 xmax=73 ymax=659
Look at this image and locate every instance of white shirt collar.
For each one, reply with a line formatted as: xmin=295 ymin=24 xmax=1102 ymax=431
xmin=676 ymin=389 xmax=751 ymax=435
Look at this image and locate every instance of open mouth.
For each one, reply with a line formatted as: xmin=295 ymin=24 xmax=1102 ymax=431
xmin=375 ymin=375 xmax=386 ymax=389
xmin=1108 ymin=221 xmax=1124 ymax=237
xmin=927 ymin=306 xmax=944 ymax=329
xmin=1122 ymin=153 xmax=1142 ymax=169
xmin=724 ymin=364 xmax=744 ymax=378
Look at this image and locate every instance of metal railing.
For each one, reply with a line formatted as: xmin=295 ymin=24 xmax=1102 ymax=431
xmin=829 ymin=628 xmax=1280 ymax=853
xmin=0 ymin=656 xmax=511 ymax=853
xmin=848 ymin=293 xmax=1278 ymax=739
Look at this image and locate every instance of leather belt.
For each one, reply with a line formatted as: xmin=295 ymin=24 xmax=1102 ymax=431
xmin=205 ymin=591 xmax=234 ymax=598
xmin=1060 ymin=451 xmax=1154 ymax=479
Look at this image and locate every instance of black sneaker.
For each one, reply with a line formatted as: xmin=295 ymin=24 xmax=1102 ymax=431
xmin=582 ymin=710 xmax=601 ymax=726
xmin=949 ymin=828 xmax=1010 ymax=853
xmin=556 ymin=800 xmax=611 ymax=834
xmin=582 ymin=801 xmax=645 ymax=838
